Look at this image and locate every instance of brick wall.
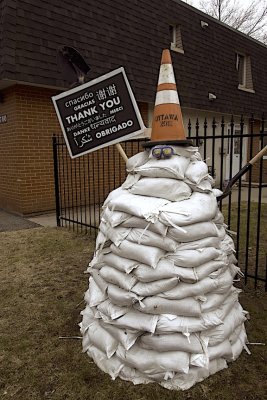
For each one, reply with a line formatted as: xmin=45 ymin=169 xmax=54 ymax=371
xmin=0 ymin=85 xmax=148 ymax=215
xmin=0 ymin=87 xmax=19 ymax=212
xmin=0 ymin=85 xmax=62 ymax=215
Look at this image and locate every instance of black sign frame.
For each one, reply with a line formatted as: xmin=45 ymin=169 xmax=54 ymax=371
xmin=52 ymin=67 xmax=145 ymax=158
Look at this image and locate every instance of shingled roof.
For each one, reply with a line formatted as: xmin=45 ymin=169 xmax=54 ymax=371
xmin=0 ymin=0 xmax=267 ymax=117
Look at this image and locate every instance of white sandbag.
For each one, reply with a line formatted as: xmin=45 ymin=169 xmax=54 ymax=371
xmin=99 ymin=265 xmax=138 ymax=291
xmin=95 ymin=229 xmax=109 ymax=251
xmin=217 ymin=225 xmax=226 ymax=240
xmin=101 ymin=207 xmax=131 ymax=227
xmin=80 ymin=305 xmax=95 ymax=334
xmin=129 ymin=177 xmax=192 ymax=201
xmin=108 ymin=192 xmax=169 ymax=219
xmin=185 ymin=160 xmax=208 ymax=184
xmin=84 ymin=277 xmax=108 ymax=307
xmin=96 ymin=252 xmax=139 ymax=274
xmin=156 ymin=315 xmax=209 ymax=334
xmin=99 ymin=223 xmax=131 ymax=247
xmin=83 ymin=320 xmax=118 ymax=358
xmin=167 ymin=221 xmax=220 ymax=242
xmin=228 ymin=323 xmax=244 ymax=345
xmin=161 ymin=358 xmax=227 ymax=391
xmin=126 ymin=228 xmax=178 ymax=252
xmin=133 ymin=155 xmax=190 ymax=180
xmin=209 ymin=339 xmax=233 ymax=360
xmin=116 ymin=343 xmax=190 ymax=374
xmin=156 ymin=294 xmax=239 ymax=334
xmin=220 ymin=234 xmax=235 ymax=255
xmin=159 ymin=276 xmax=219 ymax=300
xmin=157 ymin=192 xmax=218 ymax=227
xmin=230 ymin=325 xmax=249 ymax=361
xmin=204 ymin=305 xmax=247 ymax=346
xmin=126 ymin=151 xmax=149 ymax=172
xmin=140 ymin=332 xmax=204 ymax=353
xmin=199 ymin=287 xmax=238 ymax=312
xmin=121 ymin=215 xmax=168 ymax=236
xmin=213 ymin=268 xmax=234 ymax=293
xmin=131 ymin=277 xmax=179 ymax=297
xmin=97 ymin=299 xmax=130 ymax=320
xmin=194 ymin=257 xmax=228 ymax=281
xmin=87 ymin=344 xmax=124 ymax=380
xmin=100 ymin=322 xmax=140 ymax=350
xmin=212 ymin=188 xmax=223 ymax=197
xmin=111 ymin=241 xmax=165 ymax=269
xmin=228 ymin=253 xmax=238 ymax=265
xmin=119 ymin=366 xmax=175 ymax=384
xmin=190 ymin=339 xmax=233 ymax=367
xmin=119 ymin=366 xmax=153 ymax=385
xmin=175 ymin=236 xmax=221 ymax=251
xmin=107 ymin=283 xmax=144 ymax=306
xmin=90 ymin=269 xmax=108 ymax=292
xmin=166 ymin=247 xmax=221 ymax=268
xmin=121 ymin=173 xmax=141 ymax=189
xmin=202 ymin=294 xmax=241 ymax=329
xmin=134 ymin=296 xmax=201 ymax=317
xmin=206 ymin=293 xmax=239 ymax=328
xmin=108 ymin=310 xmax=158 ymax=333
xmin=133 ymin=259 xmax=197 ymax=283
xmin=103 ymin=187 xmax=126 ymax=207
xmin=212 ymin=210 xmax=225 ymax=225
xmin=190 ymin=339 xmax=232 ymax=368
xmin=185 ymin=178 xmax=213 ymax=193
xmin=208 ymin=265 xmax=229 ymax=280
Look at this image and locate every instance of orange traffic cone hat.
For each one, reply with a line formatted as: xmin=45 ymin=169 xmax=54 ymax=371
xmin=144 ymin=49 xmax=192 ymax=147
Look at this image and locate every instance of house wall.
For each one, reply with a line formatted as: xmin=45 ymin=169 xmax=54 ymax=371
xmin=0 ymin=87 xmax=19 ymax=211
xmin=0 ymin=85 xmax=61 ymax=215
xmin=0 ymin=84 xmax=149 ymax=215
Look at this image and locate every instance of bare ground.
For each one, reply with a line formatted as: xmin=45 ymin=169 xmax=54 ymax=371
xmin=0 ymin=227 xmax=266 ymax=400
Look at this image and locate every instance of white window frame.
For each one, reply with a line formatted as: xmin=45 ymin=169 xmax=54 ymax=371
xmin=170 ymin=24 xmax=184 ymax=54
xmin=236 ymin=52 xmax=255 ymax=93
xmin=236 ymin=53 xmax=246 ymax=87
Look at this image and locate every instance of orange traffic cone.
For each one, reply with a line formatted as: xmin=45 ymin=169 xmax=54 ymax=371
xmin=144 ymin=49 xmax=192 ymax=147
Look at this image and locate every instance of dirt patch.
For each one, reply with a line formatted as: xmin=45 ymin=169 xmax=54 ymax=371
xmin=0 ymin=227 xmax=266 ymax=400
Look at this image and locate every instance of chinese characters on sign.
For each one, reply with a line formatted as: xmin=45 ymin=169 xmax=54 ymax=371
xmin=52 ymin=67 xmax=145 ymax=158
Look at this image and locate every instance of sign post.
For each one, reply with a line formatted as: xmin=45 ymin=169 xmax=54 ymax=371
xmin=52 ymin=67 xmax=145 ymax=159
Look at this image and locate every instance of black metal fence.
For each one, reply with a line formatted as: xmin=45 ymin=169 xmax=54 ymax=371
xmin=52 ymin=115 xmax=267 ymax=289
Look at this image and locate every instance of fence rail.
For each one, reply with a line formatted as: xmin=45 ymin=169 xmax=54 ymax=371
xmin=52 ymin=115 xmax=267 ymax=289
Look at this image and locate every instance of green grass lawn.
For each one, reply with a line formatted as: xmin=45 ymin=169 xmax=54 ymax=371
xmin=0 ymin=227 xmax=266 ymax=400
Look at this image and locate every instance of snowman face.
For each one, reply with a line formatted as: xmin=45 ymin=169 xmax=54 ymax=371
xmin=151 ymin=145 xmax=175 ymax=160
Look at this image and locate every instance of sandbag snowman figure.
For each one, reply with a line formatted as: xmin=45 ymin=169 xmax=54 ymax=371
xmin=80 ymin=49 xmax=250 ymax=390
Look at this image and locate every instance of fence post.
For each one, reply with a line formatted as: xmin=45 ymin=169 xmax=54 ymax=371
xmin=52 ymin=135 xmax=61 ymax=227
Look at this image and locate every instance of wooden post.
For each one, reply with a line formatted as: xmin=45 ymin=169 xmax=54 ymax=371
xmin=116 ymin=143 xmax=128 ymax=163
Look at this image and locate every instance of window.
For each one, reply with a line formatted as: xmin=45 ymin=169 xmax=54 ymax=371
xmin=236 ymin=53 xmax=255 ymax=93
xmin=169 ymin=25 xmax=184 ymax=53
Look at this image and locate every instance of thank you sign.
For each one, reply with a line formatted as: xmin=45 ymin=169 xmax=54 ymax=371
xmin=52 ymin=67 xmax=145 ymax=158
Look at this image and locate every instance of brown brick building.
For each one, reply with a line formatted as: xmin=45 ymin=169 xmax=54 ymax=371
xmin=0 ymin=0 xmax=266 ymax=215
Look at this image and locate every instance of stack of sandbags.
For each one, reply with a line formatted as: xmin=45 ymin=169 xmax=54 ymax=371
xmin=80 ymin=146 xmax=249 ymax=390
